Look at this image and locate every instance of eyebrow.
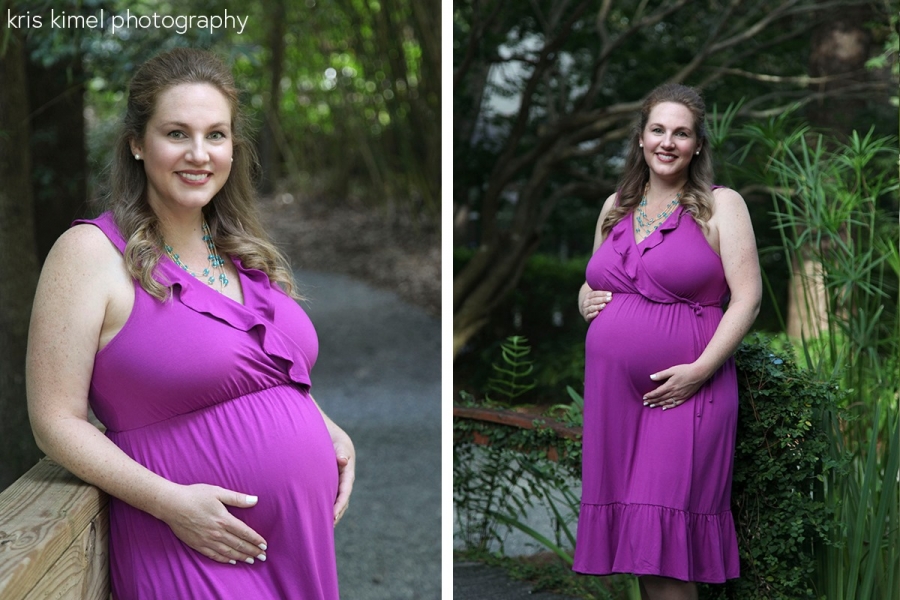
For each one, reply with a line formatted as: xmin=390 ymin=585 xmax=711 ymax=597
xmin=648 ymin=122 xmax=693 ymax=132
xmin=159 ymin=121 xmax=231 ymax=130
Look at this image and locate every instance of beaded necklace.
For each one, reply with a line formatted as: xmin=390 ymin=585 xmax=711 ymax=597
xmin=635 ymin=190 xmax=682 ymax=239
xmin=164 ymin=221 xmax=230 ymax=290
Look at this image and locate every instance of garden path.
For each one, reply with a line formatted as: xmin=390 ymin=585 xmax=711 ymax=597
xmin=297 ymin=270 xmax=441 ymax=600
xmin=454 ymin=561 xmax=581 ymax=599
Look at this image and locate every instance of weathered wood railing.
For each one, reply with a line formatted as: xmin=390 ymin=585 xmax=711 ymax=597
xmin=0 ymin=458 xmax=109 ymax=599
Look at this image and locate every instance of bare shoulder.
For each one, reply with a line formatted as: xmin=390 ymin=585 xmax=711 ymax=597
xmin=595 ymin=192 xmax=618 ymax=226
xmin=49 ymin=223 xmax=121 ymax=270
xmin=711 ymin=186 xmax=747 ymax=208
xmin=36 ymin=223 xmax=130 ymax=314
xmin=600 ymin=191 xmax=618 ymax=214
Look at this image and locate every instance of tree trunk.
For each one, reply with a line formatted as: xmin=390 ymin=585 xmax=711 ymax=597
xmin=0 ymin=30 xmax=43 ymax=489
xmin=786 ymin=5 xmax=873 ymax=338
xmin=25 ymin=46 xmax=88 ymax=262
xmin=259 ymin=0 xmax=287 ymax=194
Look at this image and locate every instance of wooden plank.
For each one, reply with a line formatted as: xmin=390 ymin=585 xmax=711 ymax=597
xmin=453 ymin=406 xmax=583 ymax=440
xmin=22 ymin=509 xmax=109 ymax=600
xmin=0 ymin=458 xmax=108 ymax=600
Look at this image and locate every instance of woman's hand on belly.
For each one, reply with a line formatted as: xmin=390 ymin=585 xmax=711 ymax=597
xmin=330 ymin=425 xmax=355 ymax=527
xmin=160 ymin=483 xmax=268 ymax=565
xmin=642 ymin=362 xmax=709 ymax=410
xmin=581 ymin=289 xmax=613 ymax=323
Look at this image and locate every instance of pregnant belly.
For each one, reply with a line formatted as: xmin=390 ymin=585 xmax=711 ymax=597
xmin=585 ymin=294 xmax=701 ymax=397
xmin=112 ymin=385 xmax=338 ymax=531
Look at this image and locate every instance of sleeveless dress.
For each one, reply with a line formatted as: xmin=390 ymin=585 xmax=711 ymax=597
xmin=74 ymin=213 xmax=340 ymax=599
xmin=572 ymin=203 xmax=740 ymax=583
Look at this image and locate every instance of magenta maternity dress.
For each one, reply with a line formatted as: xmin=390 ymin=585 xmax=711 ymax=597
xmin=573 ymin=204 xmax=740 ymax=583
xmin=75 ymin=213 xmax=339 ymax=599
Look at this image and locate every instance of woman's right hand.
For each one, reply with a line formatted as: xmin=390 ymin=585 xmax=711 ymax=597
xmin=581 ymin=289 xmax=613 ymax=323
xmin=161 ymin=483 xmax=268 ymax=565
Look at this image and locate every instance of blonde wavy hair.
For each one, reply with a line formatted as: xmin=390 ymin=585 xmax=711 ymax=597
xmin=105 ymin=47 xmax=299 ymax=301
xmin=601 ymin=83 xmax=715 ymax=238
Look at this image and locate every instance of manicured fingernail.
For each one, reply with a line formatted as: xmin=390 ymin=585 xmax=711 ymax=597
xmin=643 ymin=401 xmax=649 ymax=406
xmin=258 ymin=543 xmax=267 ymax=551
xmin=257 ymin=553 xmax=267 ymax=562
xmin=650 ymin=374 xmax=657 ymax=380
xmin=229 ymin=560 xmax=237 ymax=565
xmin=649 ymin=404 xmax=657 ymax=408
xmin=246 ymin=495 xmax=258 ymax=504
xmin=245 ymin=557 xmax=255 ymax=564
xmin=662 ymin=406 xmax=668 ymax=411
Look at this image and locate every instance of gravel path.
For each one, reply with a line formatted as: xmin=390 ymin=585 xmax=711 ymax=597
xmin=296 ymin=270 xmax=441 ymax=600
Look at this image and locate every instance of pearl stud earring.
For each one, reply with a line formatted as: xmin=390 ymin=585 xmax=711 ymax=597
xmin=134 ymin=154 xmax=141 ymax=160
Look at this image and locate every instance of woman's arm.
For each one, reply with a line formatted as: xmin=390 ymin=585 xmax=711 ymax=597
xmin=27 ymin=225 xmax=267 ymax=565
xmin=579 ymin=193 xmax=618 ymax=322
xmin=642 ymin=187 xmax=762 ymax=409
xmin=309 ymin=395 xmax=355 ymax=526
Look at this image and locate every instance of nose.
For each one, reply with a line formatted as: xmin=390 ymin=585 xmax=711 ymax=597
xmin=186 ymin=137 xmax=210 ymax=164
xmin=660 ymin=134 xmax=675 ymax=149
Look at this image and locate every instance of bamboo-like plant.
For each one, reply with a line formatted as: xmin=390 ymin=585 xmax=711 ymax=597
xmin=738 ymin=120 xmax=900 ymax=599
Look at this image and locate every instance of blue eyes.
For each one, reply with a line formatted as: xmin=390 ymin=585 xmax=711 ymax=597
xmin=167 ymin=131 xmax=227 ymax=140
xmin=651 ymin=128 xmax=689 ymax=137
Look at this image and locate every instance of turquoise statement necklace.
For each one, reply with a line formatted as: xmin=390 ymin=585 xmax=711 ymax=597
xmin=635 ymin=190 xmax=682 ymax=238
xmin=164 ymin=221 xmax=229 ymax=290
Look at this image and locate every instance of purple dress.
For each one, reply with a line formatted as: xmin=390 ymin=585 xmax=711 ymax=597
xmin=75 ymin=213 xmax=339 ymax=599
xmin=572 ymin=204 xmax=740 ymax=583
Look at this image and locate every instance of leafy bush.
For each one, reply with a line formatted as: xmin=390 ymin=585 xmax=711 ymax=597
xmin=703 ymin=335 xmax=845 ymax=599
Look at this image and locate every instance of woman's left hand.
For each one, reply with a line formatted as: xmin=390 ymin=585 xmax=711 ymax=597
xmin=642 ymin=363 xmax=709 ymax=410
xmin=330 ymin=428 xmax=355 ymax=526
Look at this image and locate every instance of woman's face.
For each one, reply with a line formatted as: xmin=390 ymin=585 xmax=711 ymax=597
xmin=640 ymin=101 xmax=701 ymax=182
xmin=131 ymin=83 xmax=233 ymax=218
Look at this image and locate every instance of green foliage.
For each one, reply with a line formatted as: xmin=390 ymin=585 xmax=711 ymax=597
xmin=700 ymin=336 xmax=846 ymax=600
xmin=485 ymin=336 xmax=537 ymax=403
xmin=734 ymin=116 xmax=900 ymax=598
xmin=454 ymin=247 xmax=588 ymax=401
xmin=18 ymin=0 xmax=437 ymax=219
xmin=455 ymin=336 xmax=847 ymax=599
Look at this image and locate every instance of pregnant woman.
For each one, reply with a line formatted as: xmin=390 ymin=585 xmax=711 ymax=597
xmin=573 ymin=83 xmax=761 ymax=599
xmin=27 ymin=48 xmax=353 ymax=599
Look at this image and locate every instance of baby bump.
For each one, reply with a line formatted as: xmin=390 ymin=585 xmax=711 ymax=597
xmin=585 ymin=294 xmax=701 ymax=396
xmin=112 ymin=385 xmax=338 ymax=531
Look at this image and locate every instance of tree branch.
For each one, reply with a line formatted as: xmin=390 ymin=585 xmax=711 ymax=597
xmin=579 ymin=0 xmax=692 ymax=110
xmin=454 ymin=0 xmax=507 ymax=91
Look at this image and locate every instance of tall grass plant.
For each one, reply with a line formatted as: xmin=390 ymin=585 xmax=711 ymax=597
xmin=737 ymin=119 xmax=900 ymax=599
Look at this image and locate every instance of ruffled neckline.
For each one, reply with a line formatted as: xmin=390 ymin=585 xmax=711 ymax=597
xmin=157 ymin=255 xmax=313 ymax=387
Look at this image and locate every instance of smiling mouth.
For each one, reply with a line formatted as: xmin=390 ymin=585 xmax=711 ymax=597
xmin=178 ymin=172 xmax=211 ymax=182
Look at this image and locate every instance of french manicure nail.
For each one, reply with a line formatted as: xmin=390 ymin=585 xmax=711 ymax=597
xmin=257 ymin=553 xmax=267 ymax=562
xmin=643 ymin=401 xmax=649 ymax=406
xmin=245 ymin=557 xmax=255 ymax=565
xmin=229 ymin=560 xmax=237 ymax=565
xmin=258 ymin=543 xmax=267 ymax=551
xmin=246 ymin=495 xmax=258 ymax=504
